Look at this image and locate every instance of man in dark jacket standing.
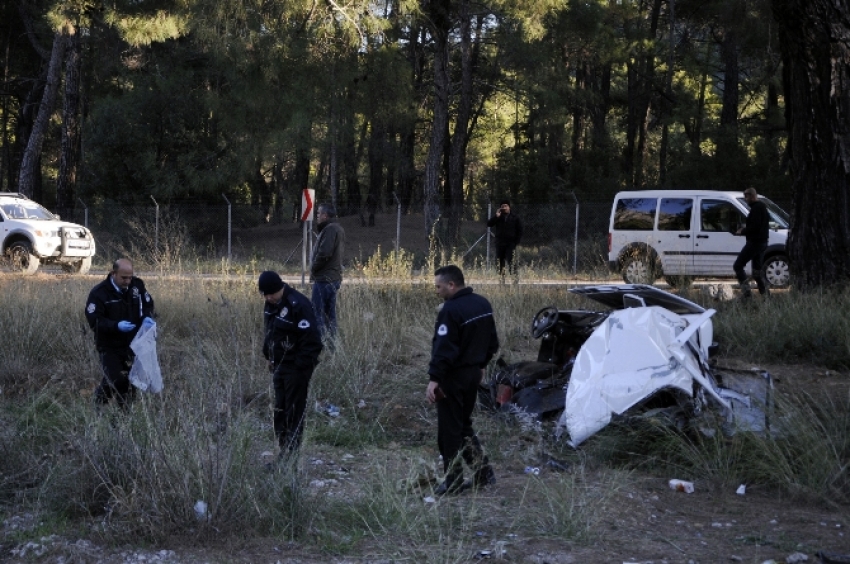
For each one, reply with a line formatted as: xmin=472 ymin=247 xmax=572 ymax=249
xmin=85 ymin=258 xmax=155 ymax=408
xmin=310 ymin=203 xmax=345 ymax=338
xmin=486 ymin=200 xmax=523 ymax=277
xmin=427 ymin=265 xmax=499 ymax=495
xmin=734 ymin=188 xmax=771 ymax=297
xmin=260 ymin=271 xmax=323 ymax=456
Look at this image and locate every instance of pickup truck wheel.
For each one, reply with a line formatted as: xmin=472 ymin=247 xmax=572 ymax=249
xmin=62 ymin=256 xmax=92 ymax=274
xmin=8 ymin=241 xmax=40 ymax=274
xmin=622 ymin=255 xmax=657 ymax=285
xmin=763 ymin=254 xmax=790 ymax=288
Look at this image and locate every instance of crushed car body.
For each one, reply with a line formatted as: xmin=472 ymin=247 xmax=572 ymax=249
xmin=481 ymin=284 xmax=773 ymax=447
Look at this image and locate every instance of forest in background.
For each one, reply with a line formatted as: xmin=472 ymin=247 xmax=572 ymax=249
xmin=0 ymin=0 xmax=792 ymax=237
xmin=2 ymin=0 xmax=850 ymax=288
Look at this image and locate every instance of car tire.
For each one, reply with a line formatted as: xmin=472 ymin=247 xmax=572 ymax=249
xmin=62 ymin=256 xmax=92 ymax=275
xmin=763 ymin=254 xmax=790 ymax=288
xmin=665 ymin=275 xmax=693 ymax=289
xmin=7 ymin=241 xmax=40 ymax=274
xmin=622 ymin=254 xmax=658 ymax=285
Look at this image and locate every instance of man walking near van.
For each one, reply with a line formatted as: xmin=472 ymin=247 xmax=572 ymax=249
xmin=734 ymin=188 xmax=770 ymax=297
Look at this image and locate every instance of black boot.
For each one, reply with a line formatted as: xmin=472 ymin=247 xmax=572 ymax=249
xmin=473 ymin=465 xmax=496 ymax=487
xmin=461 ymin=436 xmax=496 ymax=490
xmin=434 ymin=472 xmax=463 ymax=496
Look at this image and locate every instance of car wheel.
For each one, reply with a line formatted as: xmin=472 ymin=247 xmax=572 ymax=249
xmin=763 ymin=254 xmax=790 ymax=288
xmin=622 ymin=255 xmax=657 ymax=285
xmin=665 ymin=275 xmax=693 ymax=289
xmin=61 ymin=256 xmax=92 ymax=274
xmin=7 ymin=241 xmax=40 ymax=274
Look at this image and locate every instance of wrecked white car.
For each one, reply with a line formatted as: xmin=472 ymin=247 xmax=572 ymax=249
xmin=481 ymin=285 xmax=773 ymax=447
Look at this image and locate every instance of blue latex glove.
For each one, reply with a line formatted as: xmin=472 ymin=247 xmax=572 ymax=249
xmin=142 ymin=317 xmax=156 ymax=329
xmin=117 ymin=321 xmax=136 ymax=332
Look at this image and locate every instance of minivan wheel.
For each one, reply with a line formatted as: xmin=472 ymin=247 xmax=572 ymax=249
xmin=763 ymin=254 xmax=790 ymax=288
xmin=7 ymin=241 xmax=40 ymax=274
xmin=622 ymin=255 xmax=657 ymax=285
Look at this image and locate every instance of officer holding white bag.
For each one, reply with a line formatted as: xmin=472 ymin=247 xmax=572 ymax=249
xmin=84 ymin=258 xmax=155 ymax=408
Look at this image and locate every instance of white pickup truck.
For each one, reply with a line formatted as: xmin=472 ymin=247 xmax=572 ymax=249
xmin=0 ymin=192 xmax=96 ymax=274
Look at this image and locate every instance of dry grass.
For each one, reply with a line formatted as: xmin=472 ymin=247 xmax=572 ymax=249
xmin=1 ymin=269 xmax=849 ymax=557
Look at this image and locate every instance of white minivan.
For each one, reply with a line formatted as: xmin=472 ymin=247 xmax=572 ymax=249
xmin=608 ymin=190 xmax=791 ymax=288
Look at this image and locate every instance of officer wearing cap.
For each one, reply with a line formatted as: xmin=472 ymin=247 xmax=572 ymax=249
xmin=259 ymin=271 xmax=323 ymax=457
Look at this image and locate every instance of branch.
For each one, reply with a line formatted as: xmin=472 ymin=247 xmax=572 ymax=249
xmin=17 ymin=2 xmax=50 ymax=60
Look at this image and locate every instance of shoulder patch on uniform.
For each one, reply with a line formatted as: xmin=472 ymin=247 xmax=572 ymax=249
xmin=87 ymin=303 xmax=96 ymax=314
xmin=437 ymin=323 xmax=448 ymax=336
xmin=298 ymin=319 xmax=310 ymax=329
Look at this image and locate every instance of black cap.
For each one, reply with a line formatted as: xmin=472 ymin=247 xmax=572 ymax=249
xmin=499 ymin=199 xmax=511 ymax=207
xmin=258 ymin=271 xmax=284 ymax=295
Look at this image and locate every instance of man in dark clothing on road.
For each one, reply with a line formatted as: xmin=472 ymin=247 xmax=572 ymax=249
xmin=260 ymin=271 xmax=323 ymax=456
xmin=310 ymin=203 xmax=346 ymax=339
xmin=85 ymin=258 xmax=155 ymax=408
xmin=734 ymin=188 xmax=771 ymax=297
xmin=486 ymin=200 xmax=523 ymax=277
xmin=426 ymin=265 xmax=500 ymax=495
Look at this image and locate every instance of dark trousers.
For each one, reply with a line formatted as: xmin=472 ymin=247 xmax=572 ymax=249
xmin=435 ymin=369 xmax=489 ymax=485
xmin=734 ymin=240 xmax=768 ymax=295
xmin=312 ymin=280 xmax=341 ymax=337
xmin=94 ymin=349 xmax=136 ymax=408
xmin=272 ymin=365 xmax=313 ymax=452
xmin=496 ymin=243 xmax=517 ymax=275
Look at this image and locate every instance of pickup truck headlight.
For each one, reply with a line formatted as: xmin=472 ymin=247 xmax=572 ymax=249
xmin=34 ymin=230 xmax=59 ymax=238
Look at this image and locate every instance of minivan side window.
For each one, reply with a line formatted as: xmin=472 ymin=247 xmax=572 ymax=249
xmin=658 ymin=198 xmax=693 ymax=231
xmin=613 ymin=198 xmax=657 ymax=230
xmin=700 ymin=199 xmax=743 ymax=232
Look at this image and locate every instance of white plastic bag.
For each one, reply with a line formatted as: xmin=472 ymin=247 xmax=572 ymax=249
xmin=129 ymin=321 xmax=163 ymax=393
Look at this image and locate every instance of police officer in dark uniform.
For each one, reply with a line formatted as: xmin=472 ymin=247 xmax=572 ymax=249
xmin=426 ymin=265 xmax=499 ymax=495
xmin=85 ymin=258 xmax=155 ymax=408
xmin=259 ymin=271 xmax=323 ymax=456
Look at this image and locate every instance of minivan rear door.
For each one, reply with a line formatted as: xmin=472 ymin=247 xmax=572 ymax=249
xmin=655 ymin=197 xmax=694 ymax=276
xmin=693 ymin=197 xmax=748 ymax=276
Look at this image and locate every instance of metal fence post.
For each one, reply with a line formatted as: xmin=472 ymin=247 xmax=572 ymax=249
xmin=486 ymin=201 xmax=492 ymax=271
xmin=393 ymin=192 xmax=401 ymax=259
xmin=77 ymin=197 xmax=88 ymax=228
xmin=150 ymin=195 xmax=159 ymax=253
xmin=222 ymin=193 xmax=232 ymax=262
xmin=570 ymin=192 xmax=579 ymax=275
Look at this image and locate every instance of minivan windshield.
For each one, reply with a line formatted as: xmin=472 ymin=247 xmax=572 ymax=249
xmin=736 ymin=196 xmax=790 ymax=229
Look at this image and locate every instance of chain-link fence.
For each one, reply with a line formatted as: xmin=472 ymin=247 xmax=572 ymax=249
xmin=58 ymin=198 xmax=622 ymax=276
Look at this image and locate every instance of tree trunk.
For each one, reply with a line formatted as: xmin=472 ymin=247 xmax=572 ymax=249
xmin=623 ymin=0 xmax=662 ymax=188
xmin=773 ymin=0 xmax=850 ymax=288
xmin=422 ymin=0 xmax=452 ymax=238
xmin=658 ymin=0 xmax=676 ymax=186
xmin=18 ymin=30 xmax=64 ymax=199
xmin=57 ymin=26 xmax=82 ymax=216
xmin=446 ymin=1 xmax=474 ymax=245
xmin=367 ymin=118 xmax=385 ymax=226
